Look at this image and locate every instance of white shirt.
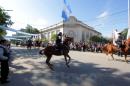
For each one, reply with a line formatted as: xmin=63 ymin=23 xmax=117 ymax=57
xmin=114 ymin=31 xmax=119 ymax=41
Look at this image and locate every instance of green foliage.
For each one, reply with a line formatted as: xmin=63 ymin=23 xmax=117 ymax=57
xmin=51 ymin=33 xmax=56 ymax=41
xmin=89 ymin=35 xmax=109 ymax=43
xmin=0 ymin=7 xmax=13 ymax=37
xmin=0 ymin=28 xmax=7 ymax=36
xmin=0 ymin=7 xmax=13 ymax=26
xmin=20 ymin=24 xmax=40 ymax=34
xmin=41 ymin=38 xmax=49 ymax=42
xmin=121 ymin=28 xmax=128 ymax=39
xmin=89 ymin=35 xmax=101 ymax=42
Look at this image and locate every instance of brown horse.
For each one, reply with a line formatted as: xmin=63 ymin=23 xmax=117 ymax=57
xmin=102 ymin=42 xmax=118 ymax=60
xmin=120 ymin=38 xmax=130 ymax=62
xmin=102 ymin=39 xmax=130 ymax=63
xmin=39 ymin=37 xmax=73 ymax=70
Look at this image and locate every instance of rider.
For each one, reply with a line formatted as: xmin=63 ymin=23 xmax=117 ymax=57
xmin=116 ymin=33 xmax=123 ymax=48
xmin=56 ymin=32 xmax=63 ymax=54
xmin=116 ymin=32 xmax=124 ymax=56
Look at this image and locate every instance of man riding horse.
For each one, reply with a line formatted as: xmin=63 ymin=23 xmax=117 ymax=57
xmin=39 ymin=34 xmax=72 ymax=70
xmin=115 ymin=32 xmax=124 ymax=56
xmin=55 ymin=32 xmax=63 ymax=54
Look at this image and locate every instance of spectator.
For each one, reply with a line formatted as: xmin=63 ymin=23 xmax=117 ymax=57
xmin=0 ymin=39 xmax=10 ymax=84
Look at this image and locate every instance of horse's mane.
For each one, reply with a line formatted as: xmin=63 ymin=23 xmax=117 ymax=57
xmin=63 ymin=37 xmax=72 ymax=45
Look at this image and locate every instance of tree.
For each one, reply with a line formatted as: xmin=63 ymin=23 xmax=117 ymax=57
xmin=89 ymin=35 xmax=101 ymax=42
xmin=20 ymin=24 xmax=40 ymax=34
xmin=121 ymin=28 xmax=128 ymax=39
xmin=51 ymin=33 xmax=56 ymax=42
xmin=0 ymin=28 xmax=7 ymax=36
xmin=89 ymin=35 xmax=109 ymax=43
xmin=41 ymin=38 xmax=49 ymax=42
xmin=0 ymin=7 xmax=13 ymax=36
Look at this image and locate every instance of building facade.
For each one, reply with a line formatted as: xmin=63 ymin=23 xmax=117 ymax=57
xmin=41 ymin=16 xmax=101 ymax=43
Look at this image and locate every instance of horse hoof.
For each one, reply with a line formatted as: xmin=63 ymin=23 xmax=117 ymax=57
xmin=126 ymin=61 xmax=128 ymax=63
xmin=49 ymin=66 xmax=54 ymax=71
xmin=67 ymin=65 xmax=70 ymax=68
xmin=50 ymin=64 xmax=53 ymax=67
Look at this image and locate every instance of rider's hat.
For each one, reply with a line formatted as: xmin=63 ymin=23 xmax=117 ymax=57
xmin=58 ymin=32 xmax=62 ymax=36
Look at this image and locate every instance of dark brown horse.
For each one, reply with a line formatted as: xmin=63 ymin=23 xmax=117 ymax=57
xmin=39 ymin=37 xmax=73 ymax=70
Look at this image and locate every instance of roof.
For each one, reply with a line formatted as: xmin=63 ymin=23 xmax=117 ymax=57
xmin=41 ymin=16 xmax=101 ymax=34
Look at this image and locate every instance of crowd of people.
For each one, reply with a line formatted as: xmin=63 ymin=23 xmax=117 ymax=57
xmin=69 ymin=42 xmax=103 ymax=52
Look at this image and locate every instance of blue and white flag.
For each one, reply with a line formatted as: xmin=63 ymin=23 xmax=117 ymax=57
xmin=67 ymin=5 xmax=72 ymax=13
xmin=62 ymin=9 xmax=68 ymax=21
xmin=64 ymin=0 xmax=67 ymax=4
xmin=62 ymin=0 xmax=72 ymax=21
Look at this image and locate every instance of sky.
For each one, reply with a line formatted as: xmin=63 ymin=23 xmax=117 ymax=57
xmin=0 ymin=0 xmax=128 ymax=37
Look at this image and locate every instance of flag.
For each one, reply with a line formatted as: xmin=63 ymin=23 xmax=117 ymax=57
xmin=62 ymin=9 xmax=68 ymax=21
xmin=67 ymin=5 xmax=72 ymax=13
xmin=62 ymin=0 xmax=72 ymax=21
xmin=64 ymin=0 xmax=67 ymax=4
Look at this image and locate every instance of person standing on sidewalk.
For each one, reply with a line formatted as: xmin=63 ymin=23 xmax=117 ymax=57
xmin=0 ymin=39 xmax=10 ymax=84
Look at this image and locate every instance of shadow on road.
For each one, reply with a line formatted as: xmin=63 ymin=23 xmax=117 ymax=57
xmin=6 ymin=47 xmax=130 ymax=86
xmin=8 ymin=59 xmax=130 ymax=86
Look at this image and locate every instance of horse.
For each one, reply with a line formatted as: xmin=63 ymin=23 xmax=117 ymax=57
xmin=102 ymin=42 xmax=118 ymax=60
xmin=120 ymin=38 xmax=130 ymax=63
xmin=26 ymin=40 xmax=33 ymax=50
xmin=39 ymin=37 xmax=73 ymax=70
xmin=102 ymin=40 xmax=130 ymax=63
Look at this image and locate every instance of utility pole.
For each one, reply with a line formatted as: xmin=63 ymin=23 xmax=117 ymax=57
xmin=127 ymin=0 xmax=130 ymax=39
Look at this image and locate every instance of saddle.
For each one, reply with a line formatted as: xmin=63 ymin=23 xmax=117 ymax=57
xmin=53 ymin=45 xmax=60 ymax=50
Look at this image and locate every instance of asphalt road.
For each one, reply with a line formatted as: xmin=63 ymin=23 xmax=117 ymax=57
xmin=3 ymin=46 xmax=130 ymax=86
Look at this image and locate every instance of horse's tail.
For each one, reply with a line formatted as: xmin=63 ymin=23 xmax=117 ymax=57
xmin=39 ymin=49 xmax=44 ymax=55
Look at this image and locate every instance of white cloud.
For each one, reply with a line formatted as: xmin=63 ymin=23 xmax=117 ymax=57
xmin=28 ymin=19 xmax=48 ymax=29
xmin=96 ymin=11 xmax=109 ymax=27
xmin=97 ymin=11 xmax=108 ymax=18
xmin=11 ymin=18 xmax=48 ymax=30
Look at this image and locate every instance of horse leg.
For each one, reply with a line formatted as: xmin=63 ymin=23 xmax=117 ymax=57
xmin=64 ymin=55 xmax=70 ymax=68
xmin=66 ymin=54 xmax=71 ymax=64
xmin=124 ymin=54 xmax=128 ymax=63
xmin=46 ymin=55 xmax=54 ymax=70
xmin=111 ymin=53 xmax=114 ymax=60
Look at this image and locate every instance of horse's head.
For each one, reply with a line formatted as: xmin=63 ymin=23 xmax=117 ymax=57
xmin=63 ymin=37 xmax=73 ymax=45
xmin=123 ymin=39 xmax=130 ymax=47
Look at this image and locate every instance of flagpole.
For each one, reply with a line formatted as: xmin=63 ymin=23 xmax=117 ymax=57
xmin=128 ymin=0 xmax=130 ymax=33
xmin=127 ymin=0 xmax=130 ymax=39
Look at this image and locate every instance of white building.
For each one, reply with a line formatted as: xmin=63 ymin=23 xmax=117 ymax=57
xmin=41 ymin=16 xmax=101 ymax=43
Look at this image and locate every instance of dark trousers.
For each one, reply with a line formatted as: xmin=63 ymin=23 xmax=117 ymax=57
xmin=56 ymin=43 xmax=62 ymax=51
xmin=0 ymin=60 xmax=9 ymax=82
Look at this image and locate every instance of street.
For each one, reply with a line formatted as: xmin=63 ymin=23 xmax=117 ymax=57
xmin=5 ymin=46 xmax=130 ymax=86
